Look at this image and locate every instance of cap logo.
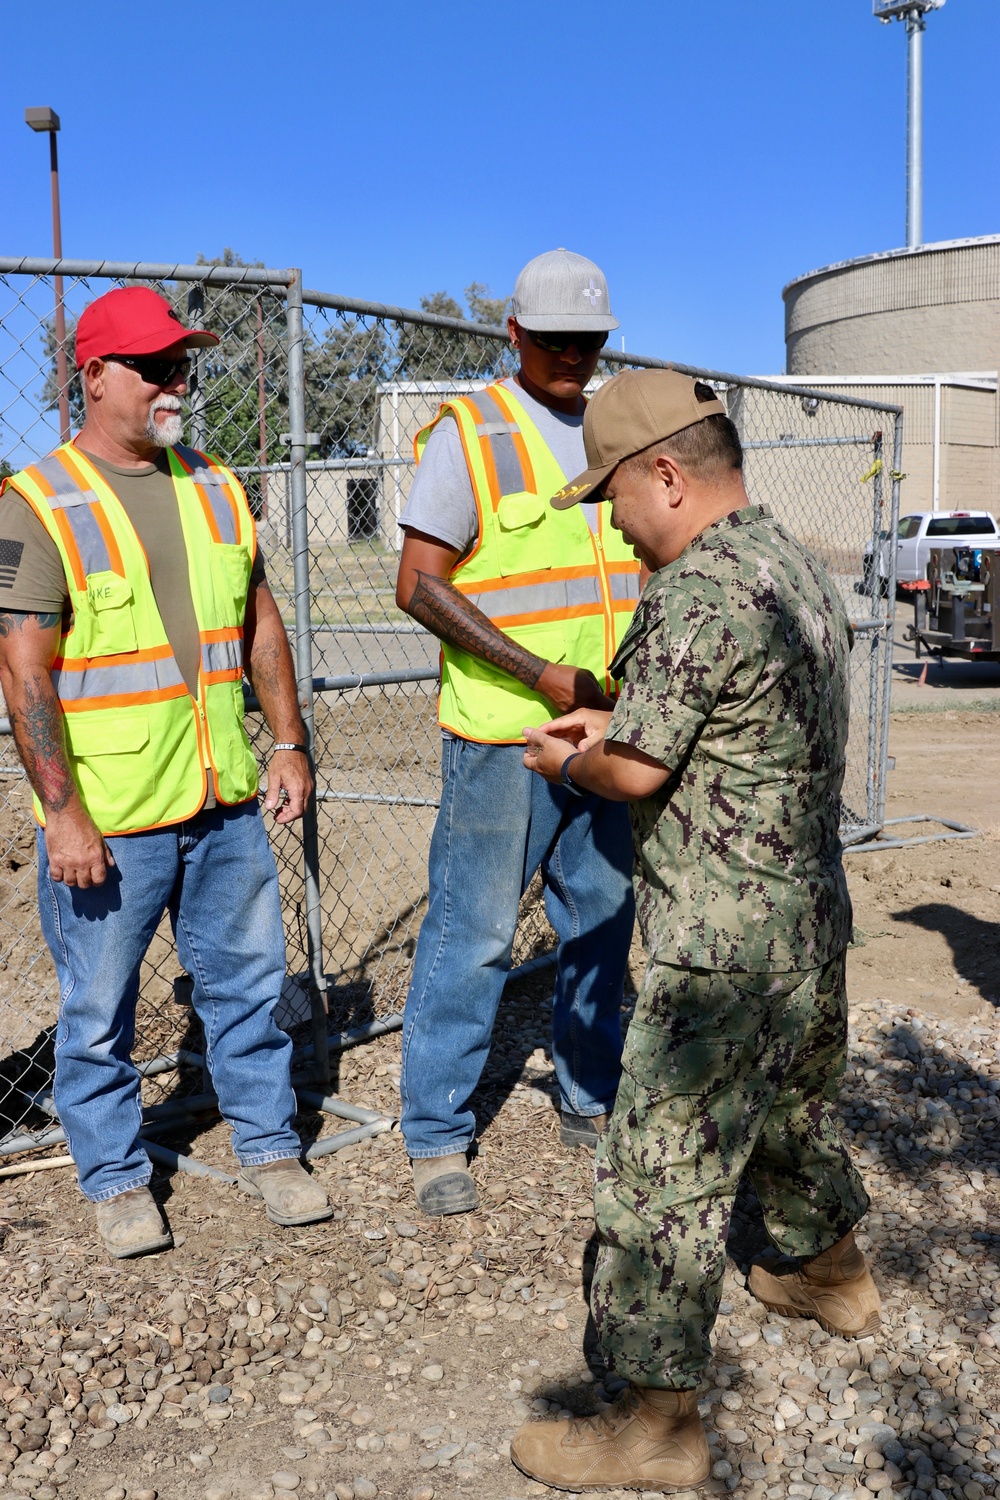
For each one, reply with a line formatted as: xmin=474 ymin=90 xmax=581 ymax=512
xmin=582 ymin=279 xmax=603 ymax=308
xmin=555 ymin=481 xmax=590 ymax=500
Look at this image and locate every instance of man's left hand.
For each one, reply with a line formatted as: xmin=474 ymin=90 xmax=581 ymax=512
xmin=523 ymin=726 xmax=579 ymax=784
xmin=263 ymin=749 xmax=314 ymax=823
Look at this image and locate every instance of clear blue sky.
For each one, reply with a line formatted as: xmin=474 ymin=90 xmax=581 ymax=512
xmin=5 ymin=0 xmax=998 ymax=375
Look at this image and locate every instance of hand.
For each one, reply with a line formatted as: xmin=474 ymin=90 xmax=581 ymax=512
xmin=522 ymin=726 xmax=579 ymax=783
xmin=44 ymin=806 xmax=115 ymax=888
xmin=535 ymin=707 xmax=613 ymax=753
xmin=536 ymin=662 xmax=614 ymax=716
xmin=263 ymin=749 xmax=314 ymax=824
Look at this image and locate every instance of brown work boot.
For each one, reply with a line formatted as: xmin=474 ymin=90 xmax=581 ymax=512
xmin=510 ymin=1383 xmax=710 ymax=1493
xmin=560 ymin=1111 xmax=609 ymax=1149
xmin=748 ymin=1230 xmax=881 ymax=1337
xmin=411 ymin=1154 xmax=478 ymax=1216
xmin=94 ymin=1187 xmax=172 ymax=1259
xmin=237 ymin=1157 xmax=332 ymax=1226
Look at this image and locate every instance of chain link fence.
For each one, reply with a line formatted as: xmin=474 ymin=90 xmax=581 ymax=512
xmin=0 ymin=257 xmax=902 ymax=1157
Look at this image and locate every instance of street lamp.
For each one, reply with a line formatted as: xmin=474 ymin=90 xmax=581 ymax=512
xmin=25 ymin=106 xmax=70 ymax=444
xmin=873 ymin=2 xmax=947 ymax=249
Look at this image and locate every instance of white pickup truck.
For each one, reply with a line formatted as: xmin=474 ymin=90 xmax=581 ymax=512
xmin=863 ymin=510 xmax=1000 ymax=591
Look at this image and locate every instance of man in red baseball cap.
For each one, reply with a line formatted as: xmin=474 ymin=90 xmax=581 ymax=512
xmin=0 ymin=285 xmax=332 ymax=1257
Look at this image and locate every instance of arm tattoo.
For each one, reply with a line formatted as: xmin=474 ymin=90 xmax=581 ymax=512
xmin=9 ymin=672 xmax=75 ymax=812
xmin=0 ymin=610 xmax=61 ymax=638
xmin=409 ymin=571 xmax=546 ymax=689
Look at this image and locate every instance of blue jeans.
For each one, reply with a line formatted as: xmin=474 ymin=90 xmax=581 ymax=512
xmin=400 ymin=737 xmax=635 ymax=1159
xmin=38 ymin=800 xmax=301 ymax=1201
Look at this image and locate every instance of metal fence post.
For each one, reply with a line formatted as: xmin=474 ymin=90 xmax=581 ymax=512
xmin=285 ymin=269 xmax=330 ymax=1085
xmin=877 ymin=413 xmax=904 ymax=828
xmin=187 ymin=284 xmax=207 ymax=450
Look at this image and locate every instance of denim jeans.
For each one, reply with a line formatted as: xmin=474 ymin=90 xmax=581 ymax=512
xmin=400 ymin=737 xmax=635 ymax=1159
xmin=38 ymin=800 xmax=301 ymax=1201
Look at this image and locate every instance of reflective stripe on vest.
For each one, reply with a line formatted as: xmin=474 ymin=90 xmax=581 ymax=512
xmin=52 ymin=643 xmax=189 ymax=712
xmin=414 ymin=382 xmax=641 ymax=741
xmin=172 ymin=445 xmax=245 ymax=544
xmin=201 ymin=627 xmax=244 ymax=682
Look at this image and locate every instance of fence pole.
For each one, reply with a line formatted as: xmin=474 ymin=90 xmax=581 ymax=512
xmin=866 ymin=432 xmax=885 ymax=826
xmin=187 ymin=285 xmax=207 ymax=450
xmin=877 ymin=414 xmax=904 ymax=827
xmin=285 ymin=269 xmax=330 ymax=1085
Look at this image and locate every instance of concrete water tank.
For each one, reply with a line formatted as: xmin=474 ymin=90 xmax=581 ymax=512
xmin=784 ymin=235 xmax=1000 ymax=376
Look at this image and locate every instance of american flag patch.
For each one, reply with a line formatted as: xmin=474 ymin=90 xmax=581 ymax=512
xmin=0 ymin=539 xmax=24 ymax=589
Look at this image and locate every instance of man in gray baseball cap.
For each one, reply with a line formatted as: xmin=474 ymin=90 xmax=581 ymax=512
xmin=394 ymin=250 xmax=640 ymax=1215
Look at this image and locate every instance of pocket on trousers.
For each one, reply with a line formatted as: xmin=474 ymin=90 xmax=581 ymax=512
xmin=622 ymin=1019 xmax=751 ymax=1098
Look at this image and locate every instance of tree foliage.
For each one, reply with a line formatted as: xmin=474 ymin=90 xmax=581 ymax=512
xmin=396 ymin=284 xmax=512 ymax=382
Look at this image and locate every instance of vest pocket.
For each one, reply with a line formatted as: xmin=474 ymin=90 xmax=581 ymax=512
xmin=64 ymin=713 xmax=153 ymax=819
xmin=492 ymin=492 xmax=551 ymax=578
xmin=208 ymin=543 xmax=252 ymax=617
xmin=82 ymin=572 xmax=137 ymax=655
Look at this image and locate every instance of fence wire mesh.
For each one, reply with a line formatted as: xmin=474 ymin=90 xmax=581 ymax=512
xmin=0 ymin=259 xmax=901 ymax=1155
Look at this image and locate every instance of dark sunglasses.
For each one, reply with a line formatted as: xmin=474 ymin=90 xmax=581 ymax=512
xmin=103 ymin=353 xmax=192 ymax=387
xmin=525 ymin=329 xmax=607 ymax=355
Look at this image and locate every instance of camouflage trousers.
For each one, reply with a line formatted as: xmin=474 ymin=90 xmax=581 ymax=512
xmin=591 ymin=952 xmax=869 ymax=1390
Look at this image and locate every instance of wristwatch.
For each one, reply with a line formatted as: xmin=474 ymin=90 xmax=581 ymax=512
xmin=559 ymin=751 xmax=587 ymax=797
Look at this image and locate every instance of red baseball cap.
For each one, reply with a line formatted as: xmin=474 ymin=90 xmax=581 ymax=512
xmin=74 ymin=286 xmax=218 ymax=369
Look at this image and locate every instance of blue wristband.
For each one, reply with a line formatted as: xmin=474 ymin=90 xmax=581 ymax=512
xmin=560 ymin=751 xmax=587 ymax=797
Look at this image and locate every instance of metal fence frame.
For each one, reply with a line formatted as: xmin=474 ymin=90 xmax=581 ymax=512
xmin=0 ymin=256 xmax=903 ymax=1163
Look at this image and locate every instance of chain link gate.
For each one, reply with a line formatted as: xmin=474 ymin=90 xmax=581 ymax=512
xmin=0 ymin=257 xmax=903 ymax=1163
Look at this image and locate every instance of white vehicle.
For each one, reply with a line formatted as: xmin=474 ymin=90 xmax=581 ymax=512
xmin=863 ymin=510 xmax=999 ymax=591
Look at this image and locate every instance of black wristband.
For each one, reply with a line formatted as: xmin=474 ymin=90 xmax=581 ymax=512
xmin=271 ymin=742 xmax=309 ymax=753
xmin=560 ymin=751 xmax=587 ymax=797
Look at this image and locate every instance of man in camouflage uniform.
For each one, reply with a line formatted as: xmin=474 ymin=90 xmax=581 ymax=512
xmin=512 ymin=369 xmax=879 ymax=1493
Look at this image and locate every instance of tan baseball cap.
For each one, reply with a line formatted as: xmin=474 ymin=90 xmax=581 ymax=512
xmin=550 ymin=368 xmax=727 ymax=509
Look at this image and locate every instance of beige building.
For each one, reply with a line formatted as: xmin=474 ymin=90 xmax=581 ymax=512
xmin=782 ymin=236 xmax=1000 ymax=514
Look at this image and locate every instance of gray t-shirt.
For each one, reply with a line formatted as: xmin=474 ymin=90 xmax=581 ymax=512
xmin=399 ymin=375 xmax=597 ymax=551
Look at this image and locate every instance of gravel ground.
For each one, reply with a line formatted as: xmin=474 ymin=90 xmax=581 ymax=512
xmin=1 ymin=988 xmax=998 ymax=1500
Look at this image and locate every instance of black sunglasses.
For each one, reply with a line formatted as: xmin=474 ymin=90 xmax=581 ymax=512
xmin=524 ymin=329 xmax=607 ymax=355
xmin=103 ymin=353 xmax=192 ymax=387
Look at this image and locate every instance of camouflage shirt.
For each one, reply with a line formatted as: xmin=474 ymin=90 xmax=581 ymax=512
xmin=606 ymin=503 xmax=853 ymax=973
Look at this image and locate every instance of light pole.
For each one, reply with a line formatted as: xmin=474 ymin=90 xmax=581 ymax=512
xmin=25 ymin=106 xmax=70 ymax=443
xmin=873 ymin=1 xmax=946 ymax=250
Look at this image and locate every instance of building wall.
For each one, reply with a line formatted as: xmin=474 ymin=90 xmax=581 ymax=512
xmin=784 ymin=238 xmax=1000 ymax=376
xmin=779 ymin=380 xmax=998 ymax=514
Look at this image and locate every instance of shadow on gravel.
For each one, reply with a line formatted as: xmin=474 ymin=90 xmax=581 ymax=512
xmin=890 ymin=901 xmax=1000 ymax=1006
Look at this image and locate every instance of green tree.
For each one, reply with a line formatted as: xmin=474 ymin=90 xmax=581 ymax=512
xmin=397 ymin=284 xmax=512 ymax=383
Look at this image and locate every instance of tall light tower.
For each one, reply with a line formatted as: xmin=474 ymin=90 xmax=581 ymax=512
xmin=874 ymin=1 xmax=946 ymax=249
xmin=24 ymin=106 xmax=70 ymax=443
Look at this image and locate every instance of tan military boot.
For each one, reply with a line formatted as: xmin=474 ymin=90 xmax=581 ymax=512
xmin=94 ymin=1187 xmax=172 ymax=1259
xmin=510 ymin=1383 xmax=710 ymax=1493
xmin=237 ymin=1158 xmax=332 ymax=1226
xmin=748 ymin=1230 xmax=881 ymax=1337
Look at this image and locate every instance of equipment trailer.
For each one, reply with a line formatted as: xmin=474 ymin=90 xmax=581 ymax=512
xmin=904 ymin=541 xmax=1000 ymax=662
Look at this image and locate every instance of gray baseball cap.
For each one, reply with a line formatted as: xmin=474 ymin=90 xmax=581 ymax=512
xmin=511 ymin=248 xmax=619 ymax=333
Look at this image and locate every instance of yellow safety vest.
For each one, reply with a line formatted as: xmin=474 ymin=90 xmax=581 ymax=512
xmin=415 ymin=382 xmax=640 ymax=742
xmin=2 ymin=442 xmax=260 ymax=835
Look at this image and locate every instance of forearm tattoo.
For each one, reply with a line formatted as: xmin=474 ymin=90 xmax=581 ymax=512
xmin=10 ymin=672 xmax=75 ymax=812
xmin=408 ymin=571 xmax=546 ymax=689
